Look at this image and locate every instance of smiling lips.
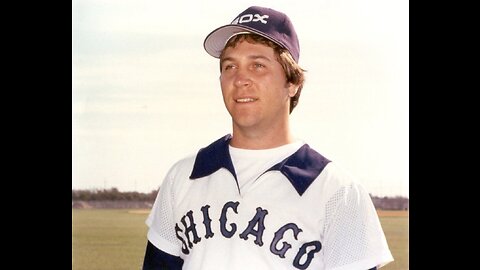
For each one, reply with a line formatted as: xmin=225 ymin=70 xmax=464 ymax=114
xmin=235 ymin=98 xmax=258 ymax=103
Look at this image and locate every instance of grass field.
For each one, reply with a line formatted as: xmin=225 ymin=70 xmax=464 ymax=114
xmin=377 ymin=210 xmax=409 ymax=270
xmin=72 ymin=209 xmax=408 ymax=269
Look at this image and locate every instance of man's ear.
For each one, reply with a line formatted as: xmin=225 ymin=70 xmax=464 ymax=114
xmin=288 ymin=83 xmax=299 ymax=97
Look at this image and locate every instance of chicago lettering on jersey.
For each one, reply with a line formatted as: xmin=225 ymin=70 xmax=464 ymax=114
xmin=175 ymin=200 xmax=322 ymax=269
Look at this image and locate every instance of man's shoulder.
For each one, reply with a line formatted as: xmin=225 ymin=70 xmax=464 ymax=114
xmin=316 ymin=161 xmax=367 ymax=199
xmin=168 ymin=135 xmax=232 ymax=178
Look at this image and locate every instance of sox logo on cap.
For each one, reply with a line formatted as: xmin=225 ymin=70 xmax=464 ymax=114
xmin=232 ymin=13 xmax=269 ymax=24
xmin=203 ymin=6 xmax=301 ymax=63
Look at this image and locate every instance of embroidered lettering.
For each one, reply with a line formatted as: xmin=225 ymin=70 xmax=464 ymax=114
xmin=200 ymin=205 xmax=214 ymax=239
xmin=239 ymin=207 xmax=269 ymax=246
xmin=232 ymin=13 xmax=269 ymax=24
xmin=175 ymin=223 xmax=189 ymax=255
xmin=180 ymin=210 xmax=201 ymax=248
xmin=175 ymin=201 xmax=322 ymax=267
xmin=293 ymin=241 xmax=322 ymax=269
xmin=220 ymin=201 xmax=239 ymax=238
xmin=270 ymin=223 xmax=303 ymax=258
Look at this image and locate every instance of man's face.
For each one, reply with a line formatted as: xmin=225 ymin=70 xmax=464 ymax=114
xmin=220 ymin=40 xmax=295 ymax=135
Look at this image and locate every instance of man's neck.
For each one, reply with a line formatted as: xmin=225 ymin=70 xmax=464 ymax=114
xmin=229 ymin=128 xmax=295 ymax=150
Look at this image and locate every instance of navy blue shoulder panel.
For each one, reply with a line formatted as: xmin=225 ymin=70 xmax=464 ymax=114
xmin=142 ymin=241 xmax=184 ymax=270
xmin=189 ymin=134 xmax=236 ymax=180
xmin=268 ymin=144 xmax=331 ymax=196
xmin=189 ymin=135 xmax=330 ymax=196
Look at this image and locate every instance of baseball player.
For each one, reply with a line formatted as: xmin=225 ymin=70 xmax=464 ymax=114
xmin=143 ymin=6 xmax=394 ymax=270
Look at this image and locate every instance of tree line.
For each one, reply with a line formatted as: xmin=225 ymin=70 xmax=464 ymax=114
xmin=72 ymin=188 xmax=408 ymax=210
xmin=72 ymin=188 xmax=158 ymax=201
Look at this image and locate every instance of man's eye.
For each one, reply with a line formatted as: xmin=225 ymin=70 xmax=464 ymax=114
xmin=254 ymin=63 xmax=265 ymax=69
xmin=223 ymin=64 xmax=235 ymax=71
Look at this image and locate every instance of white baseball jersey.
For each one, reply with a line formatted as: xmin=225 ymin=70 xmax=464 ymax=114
xmin=146 ymin=135 xmax=393 ymax=269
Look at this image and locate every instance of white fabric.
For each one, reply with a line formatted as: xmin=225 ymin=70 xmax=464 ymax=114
xmin=146 ymin=144 xmax=393 ymax=269
xmin=229 ymin=140 xmax=304 ymax=194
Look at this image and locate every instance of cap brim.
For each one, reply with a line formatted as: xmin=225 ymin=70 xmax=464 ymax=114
xmin=203 ymin=24 xmax=283 ymax=59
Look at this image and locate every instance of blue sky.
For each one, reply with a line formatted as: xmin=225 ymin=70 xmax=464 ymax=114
xmin=72 ymin=0 xmax=409 ymax=196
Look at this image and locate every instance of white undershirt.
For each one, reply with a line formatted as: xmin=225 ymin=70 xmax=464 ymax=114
xmin=229 ymin=140 xmax=304 ymax=193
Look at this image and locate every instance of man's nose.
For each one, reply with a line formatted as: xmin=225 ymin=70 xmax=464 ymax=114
xmin=234 ymin=68 xmax=252 ymax=88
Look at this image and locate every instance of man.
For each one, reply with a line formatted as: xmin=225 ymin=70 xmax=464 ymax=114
xmin=143 ymin=6 xmax=393 ymax=270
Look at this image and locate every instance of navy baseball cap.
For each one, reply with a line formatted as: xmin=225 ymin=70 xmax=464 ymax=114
xmin=203 ymin=6 xmax=300 ymax=63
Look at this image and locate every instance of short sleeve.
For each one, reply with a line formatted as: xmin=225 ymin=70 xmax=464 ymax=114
xmin=323 ymin=183 xmax=394 ymax=270
xmin=146 ymin=171 xmax=181 ymax=256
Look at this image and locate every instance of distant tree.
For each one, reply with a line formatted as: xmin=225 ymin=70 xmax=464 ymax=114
xmin=369 ymin=194 xmax=409 ymax=210
xmin=72 ymin=188 xmax=159 ymax=202
xmin=73 ymin=188 xmax=407 ymax=210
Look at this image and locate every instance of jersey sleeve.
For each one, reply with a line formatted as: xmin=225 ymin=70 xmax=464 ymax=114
xmin=146 ymin=169 xmax=182 ymax=256
xmin=322 ymin=182 xmax=394 ymax=270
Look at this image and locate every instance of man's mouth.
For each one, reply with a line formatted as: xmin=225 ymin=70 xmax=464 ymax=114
xmin=235 ymin=98 xmax=258 ymax=103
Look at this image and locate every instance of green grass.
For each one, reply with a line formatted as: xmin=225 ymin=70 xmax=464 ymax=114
xmin=72 ymin=209 xmax=149 ymax=270
xmin=379 ymin=214 xmax=409 ymax=270
xmin=72 ymin=209 xmax=408 ymax=269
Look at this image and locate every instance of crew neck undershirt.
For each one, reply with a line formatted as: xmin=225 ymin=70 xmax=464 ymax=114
xmin=228 ymin=140 xmax=304 ymax=192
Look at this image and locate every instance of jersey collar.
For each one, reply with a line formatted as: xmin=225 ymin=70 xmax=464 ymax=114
xmin=189 ymin=134 xmax=331 ymax=196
